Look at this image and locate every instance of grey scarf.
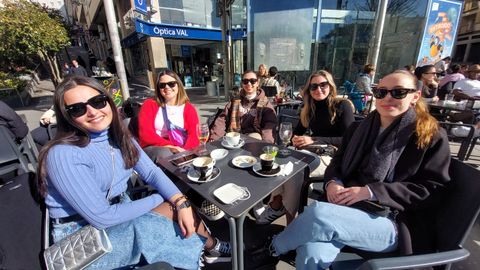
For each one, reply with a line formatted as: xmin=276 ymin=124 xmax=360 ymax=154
xmin=341 ymin=107 xmax=416 ymax=183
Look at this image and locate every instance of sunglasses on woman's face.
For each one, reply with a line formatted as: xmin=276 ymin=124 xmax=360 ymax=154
xmin=309 ymin=81 xmax=329 ymax=91
xmin=158 ymin=81 xmax=177 ymax=89
xmin=372 ymin=87 xmax=417 ymax=99
xmin=65 ymin=94 xmax=109 ymax=118
xmin=242 ymin=78 xmax=258 ymax=85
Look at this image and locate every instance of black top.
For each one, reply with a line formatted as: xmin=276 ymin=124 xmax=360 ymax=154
xmin=0 ymin=100 xmax=28 ymax=142
xmin=294 ymin=99 xmax=354 ymax=147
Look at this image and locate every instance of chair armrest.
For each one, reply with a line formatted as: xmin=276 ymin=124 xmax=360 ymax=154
xmin=299 ymin=175 xmax=325 ymax=213
xmin=357 ymin=249 xmax=470 ymax=270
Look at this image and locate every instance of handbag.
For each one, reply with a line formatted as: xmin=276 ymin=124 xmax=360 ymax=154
xmin=162 ymin=106 xmax=187 ymax=147
xmin=43 ymin=146 xmax=117 ymax=270
xmin=43 ymin=225 xmax=113 ymax=270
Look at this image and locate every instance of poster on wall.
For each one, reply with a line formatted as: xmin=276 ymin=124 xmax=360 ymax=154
xmin=416 ymin=0 xmax=463 ymax=67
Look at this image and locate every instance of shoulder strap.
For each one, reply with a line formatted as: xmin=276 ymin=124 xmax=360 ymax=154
xmin=161 ymin=106 xmax=172 ymax=131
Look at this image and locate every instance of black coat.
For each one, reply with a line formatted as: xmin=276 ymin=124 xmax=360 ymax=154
xmin=0 ymin=100 xmax=28 ymax=142
xmin=325 ymin=121 xmax=451 ymax=255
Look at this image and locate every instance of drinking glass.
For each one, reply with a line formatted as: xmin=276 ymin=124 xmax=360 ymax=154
xmin=278 ymin=122 xmax=293 ymax=156
xmin=197 ymin=123 xmax=210 ymax=155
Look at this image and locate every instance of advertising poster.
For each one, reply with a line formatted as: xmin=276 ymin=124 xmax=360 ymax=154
xmin=416 ymin=0 xmax=463 ymax=67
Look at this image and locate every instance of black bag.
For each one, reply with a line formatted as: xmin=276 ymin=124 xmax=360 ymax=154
xmin=0 ymin=172 xmax=43 ymax=269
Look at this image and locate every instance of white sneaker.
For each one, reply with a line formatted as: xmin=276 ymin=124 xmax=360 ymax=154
xmin=255 ymin=205 xmax=286 ymax=225
xmin=204 ymin=238 xmax=232 ymax=263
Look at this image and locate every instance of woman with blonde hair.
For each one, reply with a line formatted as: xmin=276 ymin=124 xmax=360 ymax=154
xmin=138 ymin=70 xmax=200 ymax=161
xmin=257 ymin=70 xmax=451 ymax=269
xmin=257 ymin=64 xmax=268 ymax=87
xmin=255 ymin=70 xmax=354 ymax=225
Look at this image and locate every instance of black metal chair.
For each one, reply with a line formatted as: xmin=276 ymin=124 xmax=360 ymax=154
xmin=298 ymin=158 xmax=480 ymax=270
xmin=0 ymin=126 xmax=30 ymax=177
xmin=439 ymin=121 xmax=477 ymax=161
xmin=263 ymin=86 xmax=278 ymax=97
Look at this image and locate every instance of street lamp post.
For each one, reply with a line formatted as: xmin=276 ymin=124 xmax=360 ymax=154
xmin=103 ymin=0 xmax=130 ymax=100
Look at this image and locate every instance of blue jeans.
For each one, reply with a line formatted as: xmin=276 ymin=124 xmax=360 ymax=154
xmin=272 ymin=201 xmax=398 ymax=270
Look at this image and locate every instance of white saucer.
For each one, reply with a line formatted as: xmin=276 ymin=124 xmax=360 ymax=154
xmin=252 ymin=163 xmax=281 ymax=177
xmin=213 ymin=183 xmax=250 ymax=204
xmin=187 ymin=167 xmax=221 ymax=183
xmin=210 ymin=149 xmax=229 ymax=160
xmin=221 ymin=138 xmax=245 ymax=149
xmin=232 ymin=155 xmax=257 ymax=168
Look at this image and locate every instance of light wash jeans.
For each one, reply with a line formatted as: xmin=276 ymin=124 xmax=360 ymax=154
xmin=51 ymin=196 xmax=205 ymax=269
xmin=272 ymin=201 xmax=398 ymax=270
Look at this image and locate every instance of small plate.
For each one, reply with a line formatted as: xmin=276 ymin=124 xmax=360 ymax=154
xmin=213 ymin=183 xmax=250 ymax=204
xmin=232 ymin=155 xmax=257 ymax=168
xmin=221 ymin=138 xmax=245 ymax=149
xmin=210 ymin=149 xmax=228 ymax=160
xmin=252 ymin=163 xmax=281 ymax=177
xmin=187 ymin=167 xmax=221 ymax=183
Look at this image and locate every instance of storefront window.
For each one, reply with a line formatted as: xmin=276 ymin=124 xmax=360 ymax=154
xmin=316 ymin=0 xmax=376 ymax=84
xmin=131 ymin=42 xmax=149 ymax=76
xmin=158 ymin=0 xmax=221 ymax=28
xmin=376 ymin=0 xmax=429 ymax=79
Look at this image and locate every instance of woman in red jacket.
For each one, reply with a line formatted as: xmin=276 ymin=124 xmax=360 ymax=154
xmin=138 ymin=70 xmax=200 ymax=161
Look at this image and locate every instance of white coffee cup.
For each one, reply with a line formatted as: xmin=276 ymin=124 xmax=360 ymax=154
xmin=192 ymin=156 xmax=216 ymax=180
xmin=223 ymin=131 xmax=240 ymax=146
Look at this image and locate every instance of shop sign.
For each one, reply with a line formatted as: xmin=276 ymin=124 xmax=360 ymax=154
xmin=416 ymin=0 xmax=463 ymax=66
xmin=135 ymin=18 xmax=222 ymax=41
xmin=134 ymin=0 xmax=148 ymax=15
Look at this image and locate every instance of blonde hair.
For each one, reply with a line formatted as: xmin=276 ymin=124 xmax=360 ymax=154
xmin=258 ymin=64 xmax=267 ymax=77
xmin=155 ymin=70 xmax=189 ymax=106
xmin=392 ymin=70 xmax=439 ymax=149
xmin=300 ymin=70 xmax=339 ymax=127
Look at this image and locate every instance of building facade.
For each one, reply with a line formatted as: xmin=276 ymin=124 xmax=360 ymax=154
xmin=454 ymin=0 xmax=480 ymax=64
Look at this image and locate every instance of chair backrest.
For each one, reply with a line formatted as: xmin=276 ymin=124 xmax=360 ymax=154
xmin=343 ymin=81 xmax=357 ymax=94
xmin=0 ymin=126 xmax=29 ymax=176
xmin=262 ymin=86 xmax=277 ymax=97
xmin=0 ymin=172 xmax=43 ymax=269
xmin=438 ymin=81 xmax=454 ymax=100
xmin=436 ymin=158 xmax=480 ymax=251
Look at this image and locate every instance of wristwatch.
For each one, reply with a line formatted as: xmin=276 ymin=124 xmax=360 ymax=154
xmin=176 ymin=200 xmax=191 ymax=211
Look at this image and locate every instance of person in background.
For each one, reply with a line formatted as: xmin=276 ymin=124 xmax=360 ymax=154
xmin=70 ymin=59 xmax=89 ymax=77
xmin=356 ymin=64 xmax=375 ymax=95
xmin=415 ymin=65 xmax=439 ymax=102
xmin=138 ymin=70 xmax=200 ymax=162
xmin=257 ymin=64 xmax=268 ymax=87
xmin=434 ymin=56 xmax=451 ymax=77
xmin=31 ymin=105 xmax=57 ymax=149
xmin=255 ymin=70 xmax=451 ymax=270
xmin=254 ymin=70 xmax=354 ymax=225
xmin=0 ymin=100 xmax=28 ymax=143
xmin=439 ymin=64 xmax=465 ymax=89
xmin=453 ymin=64 xmax=480 ymax=100
xmin=404 ymin=64 xmax=416 ymax=74
xmin=62 ymin=63 xmax=72 ymax=77
xmin=262 ymin=66 xmax=281 ymax=96
xmin=37 ymin=76 xmax=231 ymax=268
xmin=210 ymin=70 xmax=277 ymax=143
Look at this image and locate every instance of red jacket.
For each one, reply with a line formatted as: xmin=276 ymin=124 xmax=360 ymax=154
xmin=138 ymin=99 xmax=200 ymax=150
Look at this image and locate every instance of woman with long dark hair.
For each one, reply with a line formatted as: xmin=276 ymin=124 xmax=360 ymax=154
xmin=37 ymin=76 xmax=230 ymax=268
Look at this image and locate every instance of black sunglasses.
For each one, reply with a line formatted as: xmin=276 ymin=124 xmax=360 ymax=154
xmin=242 ymin=78 xmax=258 ymax=85
xmin=372 ymin=88 xmax=417 ymax=99
xmin=65 ymin=94 xmax=109 ymax=118
xmin=309 ymin=81 xmax=329 ymax=91
xmin=158 ymin=81 xmax=177 ymax=89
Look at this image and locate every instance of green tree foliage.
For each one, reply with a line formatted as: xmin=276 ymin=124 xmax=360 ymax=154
xmin=0 ymin=0 xmax=70 ymax=86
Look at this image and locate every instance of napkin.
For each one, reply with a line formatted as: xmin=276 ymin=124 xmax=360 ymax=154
xmin=280 ymin=162 xmax=294 ymax=176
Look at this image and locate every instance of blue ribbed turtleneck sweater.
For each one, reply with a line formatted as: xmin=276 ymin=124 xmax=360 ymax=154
xmin=45 ymin=130 xmax=180 ymax=229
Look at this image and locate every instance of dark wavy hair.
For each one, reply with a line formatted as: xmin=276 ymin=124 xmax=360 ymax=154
xmin=37 ymin=76 xmax=139 ymax=196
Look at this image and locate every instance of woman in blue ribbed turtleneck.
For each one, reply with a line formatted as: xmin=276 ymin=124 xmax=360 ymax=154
xmin=255 ymin=70 xmax=354 ymax=226
xmin=37 ymin=76 xmax=230 ymax=269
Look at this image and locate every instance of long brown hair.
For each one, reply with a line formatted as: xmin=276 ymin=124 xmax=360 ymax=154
xmin=37 ymin=76 xmax=139 ymax=196
xmin=300 ymin=70 xmax=339 ymax=127
xmin=155 ymin=69 xmax=189 ymax=106
xmin=393 ymin=70 xmax=439 ymax=149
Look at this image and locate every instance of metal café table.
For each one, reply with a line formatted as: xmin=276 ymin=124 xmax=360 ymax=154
xmin=156 ymin=136 xmax=315 ymax=270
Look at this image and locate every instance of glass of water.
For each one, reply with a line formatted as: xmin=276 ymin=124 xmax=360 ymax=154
xmin=278 ymin=122 xmax=293 ymax=156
